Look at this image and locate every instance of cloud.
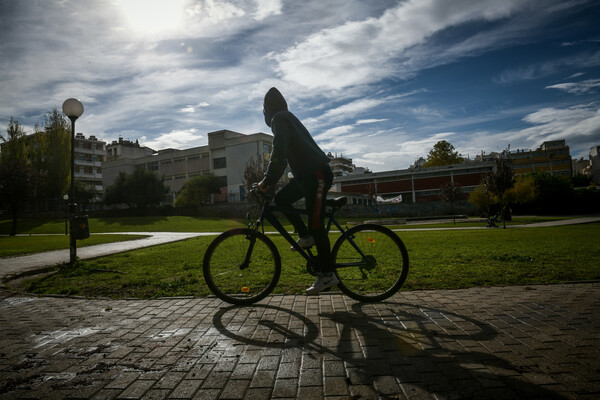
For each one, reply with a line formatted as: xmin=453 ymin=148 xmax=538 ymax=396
xmin=356 ymin=119 xmax=388 ymax=125
xmin=303 ymin=95 xmax=408 ymax=130
xmin=253 ymin=0 xmax=282 ymax=20
xmin=546 ymin=79 xmax=600 ymax=94
xmin=274 ymin=0 xmax=549 ymax=89
xmin=495 ymin=51 xmax=600 ymax=84
xmin=315 ymin=125 xmax=355 ymax=141
xmin=185 ymin=0 xmax=245 ymax=24
xmin=142 ymin=128 xmax=205 ymax=150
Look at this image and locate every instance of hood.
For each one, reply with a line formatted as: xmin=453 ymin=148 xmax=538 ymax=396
xmin=263 ymin=87 xmax=288 ymax=127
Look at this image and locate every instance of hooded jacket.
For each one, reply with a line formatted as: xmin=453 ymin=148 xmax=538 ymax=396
xmin=262 ymin=87 xmax=330 ymax=186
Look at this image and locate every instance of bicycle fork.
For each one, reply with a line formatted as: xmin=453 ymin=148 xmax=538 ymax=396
xmin=240 ymin=231 xmax=258 ymax=270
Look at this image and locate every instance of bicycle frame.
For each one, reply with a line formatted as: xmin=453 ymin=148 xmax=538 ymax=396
xmin=247 ymin=193 xmax=368 ymax=271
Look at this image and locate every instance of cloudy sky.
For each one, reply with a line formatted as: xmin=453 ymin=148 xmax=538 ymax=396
xmin=1 ymin=0 xmax=599 ymax=171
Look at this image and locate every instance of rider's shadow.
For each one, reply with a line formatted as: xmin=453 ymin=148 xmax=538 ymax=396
xmin=212 ymin=301 xmax=567 ymax=399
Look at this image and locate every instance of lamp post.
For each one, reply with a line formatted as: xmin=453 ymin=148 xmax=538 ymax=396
xmin=62 ymin=98 xmax=84 ymax=264
xmin=63 ymin=194 xmax=69 ymax=235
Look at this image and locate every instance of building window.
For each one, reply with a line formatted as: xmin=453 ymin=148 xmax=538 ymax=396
xmin=147 ymin=162 xmax=159 ymax=171
xmin=213 ymin=157 xmax=227 ymax=169
xmin=263 ymin=143 xmax=272 ymax=154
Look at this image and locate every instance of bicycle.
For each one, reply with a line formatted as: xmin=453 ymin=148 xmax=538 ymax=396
xmin=202 ymin=188 xmax=409 ymax=305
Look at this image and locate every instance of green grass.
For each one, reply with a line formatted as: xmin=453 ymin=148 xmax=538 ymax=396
xmin=378 ymin=216 xmax=570 ymax=230
xmin=0 ymin=216 xmax=249 ymax=235
xmin=0 ymin=234 xmax=149 ymax=258
xmin=13 ymin=223 xmax=600 ymax=299
xmin=0 ymin=215 xmax=570 ymax=235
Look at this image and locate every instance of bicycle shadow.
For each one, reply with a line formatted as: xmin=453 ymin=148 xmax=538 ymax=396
xmin=212 ymin=301 xmax=568 ymax=399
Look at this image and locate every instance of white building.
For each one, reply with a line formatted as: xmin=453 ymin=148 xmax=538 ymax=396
xmin=74 ymin=133 xmax=107 ymax=201
xmin=327 ymin=152 xmax=354 ymax=176
xmin=102 ymin=130 xmax=274 ymax=204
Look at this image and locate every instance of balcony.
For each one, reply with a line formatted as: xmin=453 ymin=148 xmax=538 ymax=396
xmin=75 ymin=171 xmax=103 ymax=180
xmin=74 ymin=160 xmax=102 ymax=168
xmin=76 ymin=147 xmax=106 ymax=156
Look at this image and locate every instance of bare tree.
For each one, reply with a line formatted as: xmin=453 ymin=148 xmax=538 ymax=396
xmin=440 ymin=182 xmax=461 ymax=224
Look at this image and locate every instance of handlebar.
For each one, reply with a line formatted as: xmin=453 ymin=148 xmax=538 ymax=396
xmin=249 ymin=184 xmax=273 ymax=203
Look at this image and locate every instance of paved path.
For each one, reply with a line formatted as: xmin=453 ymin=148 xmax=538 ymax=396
xmin=1 ymin=283 xmax=598 ymax=399
xmin=0 ymin=233 xmax=217 ymax=280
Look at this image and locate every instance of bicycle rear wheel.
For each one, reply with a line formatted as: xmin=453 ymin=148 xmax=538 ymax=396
xmin=203 ymin=228 xmax=281 ymax=305
xmin=332 ymin=224 xmax=409 ymax=302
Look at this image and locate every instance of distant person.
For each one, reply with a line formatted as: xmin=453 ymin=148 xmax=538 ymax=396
xmin=258 ymin=87 xmax=337 ymax=295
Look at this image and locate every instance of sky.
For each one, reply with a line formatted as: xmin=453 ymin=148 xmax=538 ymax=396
xmin=1 ymin=0 xmax=599 ymax=172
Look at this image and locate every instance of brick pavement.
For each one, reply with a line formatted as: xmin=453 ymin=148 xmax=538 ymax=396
xmin=0 ymin=283 xmax=599 ymax=399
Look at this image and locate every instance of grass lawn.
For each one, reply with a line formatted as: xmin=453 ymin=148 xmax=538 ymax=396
xmin=0 ymin=215 xmax=570 ymax=235
xmin=0 ymin=234 xmax=150 ymax=258
xmin=0 ymin=216 xmax=249 ymax=235
xmin=13 ymin=223 xmax=600 ymax=299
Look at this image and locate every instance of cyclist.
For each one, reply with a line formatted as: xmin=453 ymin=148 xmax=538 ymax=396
xmin=258 ymin=87 xmax=338 ymax=295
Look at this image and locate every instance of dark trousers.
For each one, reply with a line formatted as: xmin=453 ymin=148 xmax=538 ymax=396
xmin=274 ymin=166 xmax=333 ymax=273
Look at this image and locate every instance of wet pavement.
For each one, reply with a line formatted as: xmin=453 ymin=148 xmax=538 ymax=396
xmin=1 ymin=283 xmax=599 ymax=399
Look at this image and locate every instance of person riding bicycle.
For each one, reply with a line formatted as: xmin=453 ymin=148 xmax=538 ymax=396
xmin=258 ymin=87 xmax=338 ymax=295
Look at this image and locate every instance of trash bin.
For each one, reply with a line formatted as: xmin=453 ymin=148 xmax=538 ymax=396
xmin=71 ymin=215 xmax=90 ymax=239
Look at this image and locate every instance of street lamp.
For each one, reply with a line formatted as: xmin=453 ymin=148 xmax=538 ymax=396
xmin=62 ymin=98 xmax=84 ymax=264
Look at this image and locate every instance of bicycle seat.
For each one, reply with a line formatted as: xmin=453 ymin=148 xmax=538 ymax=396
xmin=326 ymin=197 xmax=348 ymax=208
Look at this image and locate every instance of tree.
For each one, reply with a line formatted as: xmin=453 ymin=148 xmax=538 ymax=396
xmin=468 ymin=182 xmax=498 ymax=216
xmin=474 ymin=151 xmax=513 ymax=228
xmin=242 ymin=156 xmax=268 ymax=191
xmin=104 ymin=168 xmax=169 ymax=209
xmin=439 ymin=183 xmax=461 ymax=224
xmin=505 ymin=174 xmax=537 ymax=206
xmin=104 ymin=171 xmax=128 ymax=206
xmin=242 ymin=156 xmax=269 ymax=202
xmin=532 ymin=172 xmax=573 ymax=214
xmin=0 ymin=118 xmax=40 ymax=235
xmin=572 ymin=173 xmax=591 ymax=188
xmin=174 ymin=174 xmax=221 ymax=210
xmin=423 ymin=140 xmax=464 ymax=167
xmin=1 ymin=117 xmax=27 ymax=161
xmin=74 ymin=180 xmax=97 ymax=212
xmin=0 ymin=161 xmax=40 ymax=235
xmin=32 ymin=109 xmax=71 ymax=199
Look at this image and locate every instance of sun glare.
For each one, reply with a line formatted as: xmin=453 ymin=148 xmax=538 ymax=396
xmin=117 ymin=0 xmax=186 ymax=37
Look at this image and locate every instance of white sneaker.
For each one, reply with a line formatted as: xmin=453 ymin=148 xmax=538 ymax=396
xmin=306 ymin=273 xmax=339 ymax=295
xmin=290 ymin=235 xmax=315 ymax=251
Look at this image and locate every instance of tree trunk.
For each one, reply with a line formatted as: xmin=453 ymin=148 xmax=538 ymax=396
xmin=10 ymin=208 xmax=18 ymax=236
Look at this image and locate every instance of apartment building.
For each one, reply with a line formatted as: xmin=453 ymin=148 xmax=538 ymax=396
xmin=106 ymin=137 xmax=155 ymax=161
xmin=327 ymin=153 xmax=354 ymax=176
xmin=511 ymin=140 xmax=572 ymax=177
xmin=73 ymin=133 xmax=107 ymax=201
xmin=102 ymin=130 xmax=274 ymax=204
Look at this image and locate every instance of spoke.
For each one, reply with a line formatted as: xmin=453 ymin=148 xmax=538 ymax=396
xmin=213 ymin=267 xmax=242 ymax=277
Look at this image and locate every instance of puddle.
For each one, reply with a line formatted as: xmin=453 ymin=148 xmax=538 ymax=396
xmin=33 ymin=327 xmax=100 ymax=348
xmin=1 ymin=297 xmax=36 ymax=307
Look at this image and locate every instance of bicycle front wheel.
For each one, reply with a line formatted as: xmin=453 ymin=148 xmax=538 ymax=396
xmin=332 ymin=224 xmax=409 ymax=302
xmin=203 ymin=228 xmax=281 ymax=305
